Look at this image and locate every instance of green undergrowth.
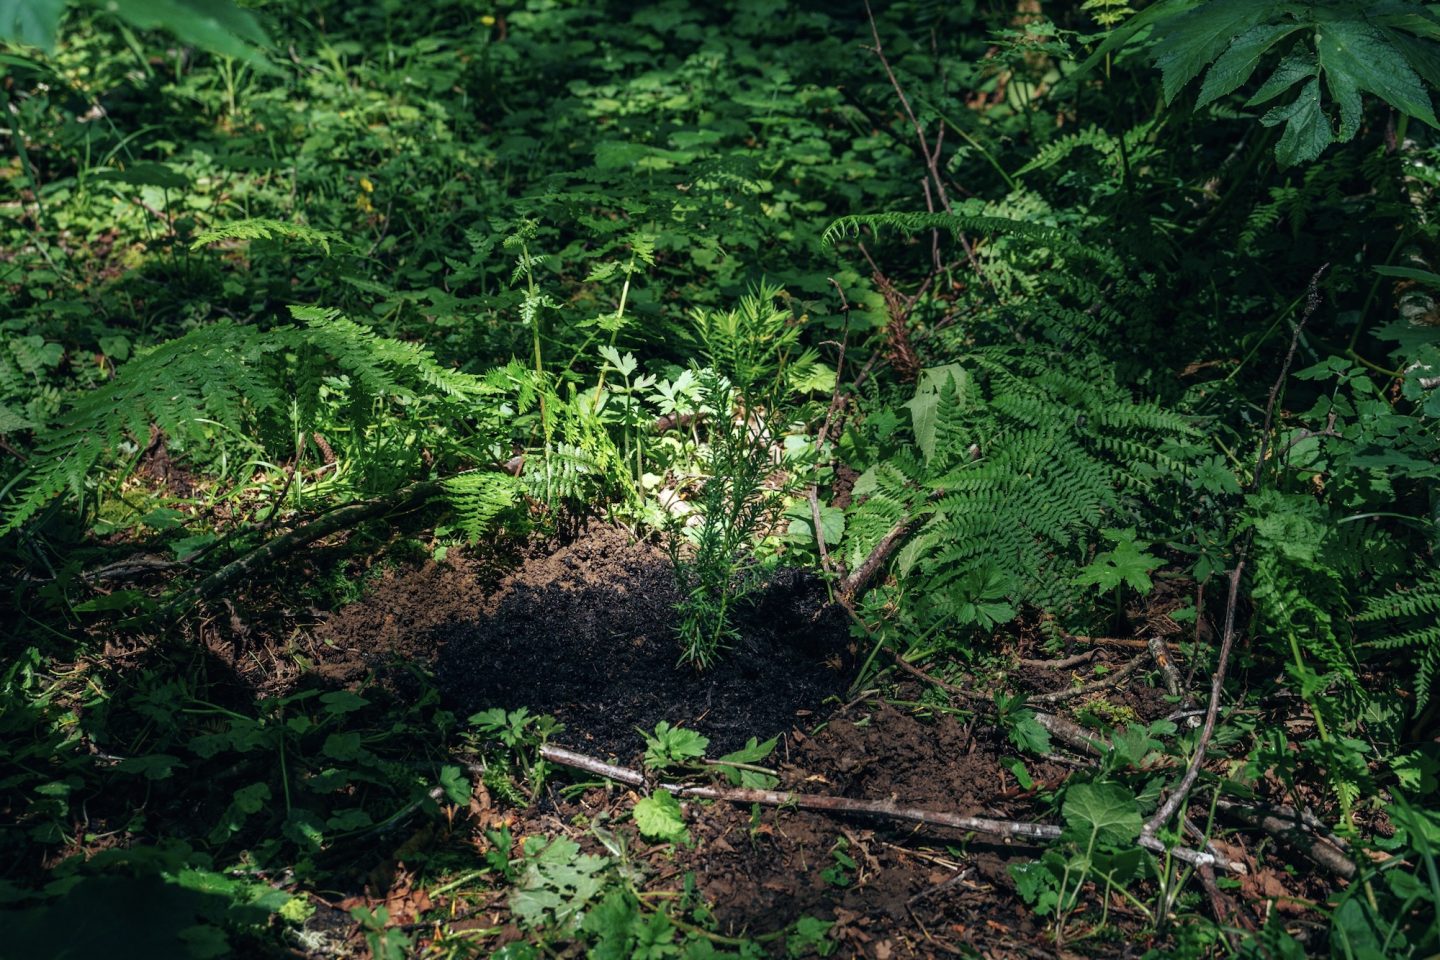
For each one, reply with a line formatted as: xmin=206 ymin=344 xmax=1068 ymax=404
xmin=3 ymin=0 xmax=1440 ymax=956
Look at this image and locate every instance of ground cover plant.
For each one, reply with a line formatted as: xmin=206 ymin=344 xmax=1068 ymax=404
xmin=2 ymin=0 xmax=1439 ymax=956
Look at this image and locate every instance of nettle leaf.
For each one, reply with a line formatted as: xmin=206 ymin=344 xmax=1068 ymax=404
xmin=1197 ymin=22 xmax=1306 ymax=108
xmin=1074 ymin=535 xmax=1163 ymax=594
xmin=1316 ymin=20 xmax=1438 ymax=130
xmin=716 ymin=736 xmax=779 ymax=788
xmin=439 ymin=765 xmax=471 ymax=805
xmin=633 ymin=791 xmax=688 ymax=843
xmin=1062 ymin=782 xmax=1143 ymax=848
xmin=1248 ymin=52 xmax=1318 ymax=105
xmin=320 ymin=690 xmax=369 ymax=716
xmin=1154 ymin=0 xmax=1274 ymax=103
xmin=116 ymin=753 xmax=185 ymax=780
xmin=641 ymin=721 xmax=709 ymax=772
xmin=1262 ymin=78 xmax=1332 ymax=167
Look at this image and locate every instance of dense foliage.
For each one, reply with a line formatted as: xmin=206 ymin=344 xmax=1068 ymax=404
xmin=2 ymin=0 xmax=1438 ymax=956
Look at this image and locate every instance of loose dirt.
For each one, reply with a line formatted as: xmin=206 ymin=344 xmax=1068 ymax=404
xmin=316 ymin=523 xmax=851 ymax=759
xmin=301 ymin=525 xmax=1310 ymax=957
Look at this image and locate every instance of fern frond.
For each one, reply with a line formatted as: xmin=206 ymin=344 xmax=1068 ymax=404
xmin=440 ymin=471 xmax=524 ymax=542
xmin=190 ymin=218 xmax=339 ymax=254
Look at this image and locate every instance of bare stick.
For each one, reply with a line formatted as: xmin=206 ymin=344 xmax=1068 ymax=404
xmin=1144 ymin=265 xmax=1329 ymax=841
xmin=1148 ymin=636 xmax=1199 ymax=729
xmin=810 ymin=279 xmax=854 ymax=583
xmin=1066 ymin=635 xmax=1153 ymax=650
xmin=1018 ymin=650 xmax=1097 ymax=670
xmin=1033 ymin=711 xmax=1109 ymax=757
xmin=839 ymin=516 xmax=914 ymax=602
xmin=169 ymin=480 xmax=441 ymax=613
xmin=1216 ymin=800 xmax=1356 ymax=879
xmin=538 ymin=745 xmax=1240 ymax=872
xmin=886 ymin=648 xmax=979 ymax=699
xmin=1027 ymin=654 xmax=1145 ymax=705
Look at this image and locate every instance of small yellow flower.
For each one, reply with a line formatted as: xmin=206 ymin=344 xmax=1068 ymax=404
xmin=481 ymin=14 xmax=496 ymax=26
xmin=359 ymin=177 xmax=375 ymax=193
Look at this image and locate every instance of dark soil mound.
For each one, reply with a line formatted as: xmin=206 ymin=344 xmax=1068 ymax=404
xmin=433 ymin=525 xmax=850 ymax=759
xmin=317 ymin=523 xmax=851 ymax=759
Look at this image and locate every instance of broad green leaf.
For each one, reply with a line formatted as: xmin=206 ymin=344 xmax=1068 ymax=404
xmin=633 ymin=791 xmax=688 ymax=843
xmin=1263 ymin=78 xmax=1333 ymax=166
xmin=1247 ymin=52 xmax=1318 ymax=105
xmin=321 ymin=731 xmax=363 ymax=760
xmin=641 ymin=721 xmax=708 ymax=771
xmin=1197 ymin=22 xmax=1305 ymax=108
xmin=105 ymin=0 xmax=274 ymax=71
xmin=1386 ymin=30 xmax=1440 ymax=91
xmin=0 ymin=0 xmax=63 ymax=49
xmin=116 ymin=753 xmax=184 ymax=780
xmin=904 ymin=364 xmax=967 ymax=464
xmin=439 ymin=765 xmax=471 ymax=805
xmin=1317 ymin=20 xmax=1438 ymax=130
xmin=716 ymin=736 xmax=779 ymax=788
xmin=1075 ymin=537 xmax=1163 ymax=594
xmin=1062 ymin=782 xmax=1143 ymax=847
xmin=1374 ymin=264 xmax=1440 ymax=287
xmin=1153 ymin=0 xmax=1274 ymax=104
xmin=320 ymin=690 xmax=370 ymax=715
xmin=1065 ymin=0 xmax=1201 ymax=92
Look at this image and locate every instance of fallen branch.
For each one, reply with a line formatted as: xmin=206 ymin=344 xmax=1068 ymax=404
xmin=1148 ymin=636 xmax=1200 ymax=729
xmin=1027 ymin=654 xmax=1146 ymax=705
xmin=1033 ymin=711 xmax=1109 ymax=757
xmin=885 ymin=651 xmax=1110 ymax=756
xmin=839 ymin=517 xmax=914 ymax=602
xmin=1216 ymin=799 xmax=1356 ymax=880
xmin=539 ymin=744 xmax=1240 ymax=872
xmin=1143 ymin=265 xmax=1328 ymax=842
xmin=1018 ymin=650 xmax=1097 ymax=670
xmin=168 ymin=480 xmax=441 ymax=613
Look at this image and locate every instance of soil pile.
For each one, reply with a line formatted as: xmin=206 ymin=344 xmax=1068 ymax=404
xmin=316 ymin=523 xmax=851 ymax=759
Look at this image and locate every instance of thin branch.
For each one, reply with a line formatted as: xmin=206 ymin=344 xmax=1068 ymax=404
xmin=1026 ymin=654 xmax=1146 ymax=704
xmin=839 ymin=516 xmax=914 ymax=602
xmin=1148 ymin=636 xmax=1199 ymax=729
xmin=168 ymin=480 xmax=441 ymax=614
xmin=538 ymin=744 xmax=1240 ymax=872
xmin=1144 ymin=265 xmax=1329 ymax=841
xmin=810 ymin=279 xmax=853 ymax=584
xmin=1018 ymin=649 xmax=1097 ymax=670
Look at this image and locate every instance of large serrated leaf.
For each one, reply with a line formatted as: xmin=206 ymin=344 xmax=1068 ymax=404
xmin=1262 ymin=78 xmax=1333 ymax=167
xmin=1247 ymin=52 xmax=1318 ymax=105
xmin=107 ymin=0 xmax=276 ymax=73
xmin=1197 ymin=22 xmax=1305 ymax=108
xmin=1317 ymin=19 xmax=1438 ymax=129
xmin=1062 ymin=782 xmax=1142 ymax=848
xmin=1153 ymin=0 xmax=1275 ymax=104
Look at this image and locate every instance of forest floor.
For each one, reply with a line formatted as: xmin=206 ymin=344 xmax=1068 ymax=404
xmin=182 ymin=522 xmax=1337 ymax=958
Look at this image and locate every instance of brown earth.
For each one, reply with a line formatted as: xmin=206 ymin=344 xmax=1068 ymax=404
xmin=295 ymin=524 xmax=1319 ymax=957
xmin=316 ymin=523 xmax=852 ymax=759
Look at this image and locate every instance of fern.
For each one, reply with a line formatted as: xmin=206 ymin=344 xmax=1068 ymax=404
xmin=440 ymin=471 xmax=524 ymax=542
xmin=847 ymin=346 xmax=1195 ymax=639
xmin=190 ymin=218 xmax=340 ymax=254
xmin=1358 ymin=569 xmax=1440 ymax=712
xmin=0 ymin=311 xmax=495 ymax=535
xmin=823 ymin=207 xmax=1125 ymax=275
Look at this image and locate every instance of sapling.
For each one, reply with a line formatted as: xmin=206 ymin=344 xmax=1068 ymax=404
xmin=668 ymin=370 xmax=788 ymax=668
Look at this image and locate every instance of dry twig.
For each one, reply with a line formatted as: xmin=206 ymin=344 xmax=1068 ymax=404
xmin=1142 ymin=265 xmax=1328 ymax=843
xmin=538 ymin=745 xmax=1240 ymax=872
